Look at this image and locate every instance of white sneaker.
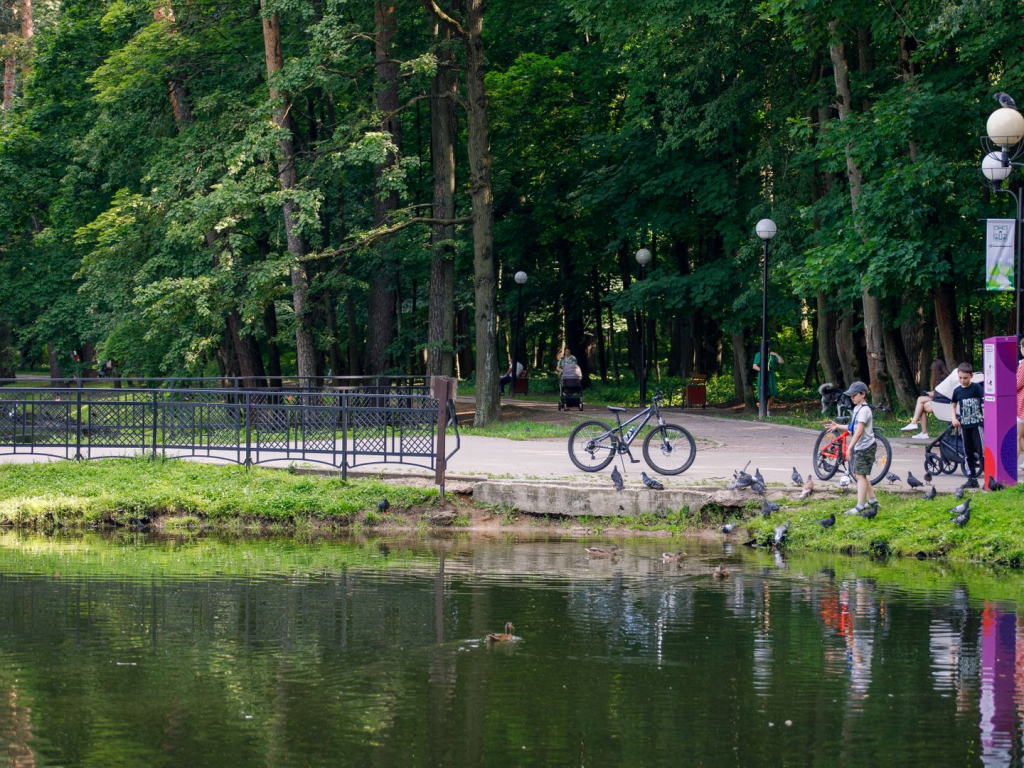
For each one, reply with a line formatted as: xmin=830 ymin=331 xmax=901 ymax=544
xmin=911 ymin=432 xmax=931 ymax=441
xmin=900 ymin=423 xmax=919 ymax=432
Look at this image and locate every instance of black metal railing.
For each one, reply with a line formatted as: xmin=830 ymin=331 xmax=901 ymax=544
xmin=0 ymin=377 xmax=461 ymax=491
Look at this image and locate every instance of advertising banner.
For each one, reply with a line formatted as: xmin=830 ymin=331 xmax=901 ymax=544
xmin=985 ymin=218 xmax=1016 ymax=291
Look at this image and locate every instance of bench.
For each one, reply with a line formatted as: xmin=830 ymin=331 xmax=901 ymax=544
xmin=513 ymin=376 xmax=529 ymax=395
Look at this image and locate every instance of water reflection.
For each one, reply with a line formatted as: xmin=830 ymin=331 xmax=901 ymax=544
xmin=0 ymin=534 xmax=1021 ymax=766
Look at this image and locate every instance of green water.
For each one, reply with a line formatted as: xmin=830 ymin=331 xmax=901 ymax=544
xmin=0 ymin=532 xmax=1021 ymax=767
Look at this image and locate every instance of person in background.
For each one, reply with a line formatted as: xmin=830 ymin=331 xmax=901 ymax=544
xmin=951 ymin=362 xmax=984 ymax=488
xmin=751 ymin=341 xmax=784 ymax=416
xmin=499 ymin=360 xmax=525 ymax=396
xmin=900 ymin=359 xmax=950 ymax=440
xmin=1016 ymin=337 xmax=1024 ymax=470
xmin=556 ymin=348 xmax=578 ymax=376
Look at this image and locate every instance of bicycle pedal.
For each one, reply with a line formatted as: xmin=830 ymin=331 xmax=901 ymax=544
xmin=628 ymin=457 xmax=641 ymax=464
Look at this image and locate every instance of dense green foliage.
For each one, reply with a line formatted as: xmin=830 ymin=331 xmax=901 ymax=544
xmin=2 ymin=0 xmax=1022 ymax=412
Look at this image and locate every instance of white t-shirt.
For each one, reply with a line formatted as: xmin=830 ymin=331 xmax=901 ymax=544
xmin=509 ymin=362 xmax=524 ymax=377
xmin=851 ymin=403 xmax=875 ymax=450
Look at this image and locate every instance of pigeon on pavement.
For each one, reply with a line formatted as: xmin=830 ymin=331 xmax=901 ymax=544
xmin=816 ymin=513 xmax=836 ymax=529
xmin=996 ymin=91 xmax=1018 ymax=109
xmin=924 ymin=472 xmax=933 ymax=484
xmin=792 ymin=467 xmax=803 ymax=486
xmin=906 ymin=472 xmax=924 ymax=489
xmin=611 ymin=466 xmax=624 ymax=491
xmin=885 ymin=472 xmax=901 ymax=485
xmin=641 ymin=472 xmax=665 ymax=490
xmin=839 ymin=475 xmax=851 ymax=489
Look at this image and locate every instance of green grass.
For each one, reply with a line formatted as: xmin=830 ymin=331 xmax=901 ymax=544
xmin=738 ymin=485 xmax=1024 ymax=565
xmin=450 ymin=418 xmax=581 ymax=440
xmin=0 ymin=458 xmax=439 ymax=528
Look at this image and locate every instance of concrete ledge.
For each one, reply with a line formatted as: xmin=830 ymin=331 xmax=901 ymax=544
xmin=473 ymin=480 xmax=810 ymax=517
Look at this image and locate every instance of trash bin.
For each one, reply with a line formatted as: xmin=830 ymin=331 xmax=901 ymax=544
xmin=685 ymin=374 xmax=707 ymax=409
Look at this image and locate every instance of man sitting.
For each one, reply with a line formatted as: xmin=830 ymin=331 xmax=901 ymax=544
xmin=500 ymin=361 xmax=526 ymax=395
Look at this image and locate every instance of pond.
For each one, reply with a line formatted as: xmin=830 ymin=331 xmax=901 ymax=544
xmin=0 ymin=532 xmax=1021 ymax=767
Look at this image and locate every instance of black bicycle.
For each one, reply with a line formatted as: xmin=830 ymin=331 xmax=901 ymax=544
xmin=567 ymin=390 xmax=696 ymax=475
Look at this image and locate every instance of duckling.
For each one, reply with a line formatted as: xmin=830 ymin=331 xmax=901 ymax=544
xmin=712 ymin=564 xmax=729 ymax=580
xmin=585 ymin=544 xmax=621 ymax=558
xmin=662 ymin=550 xmax=684 ymax=563
xmin=486 ymin=622 xmax=516 ymax=643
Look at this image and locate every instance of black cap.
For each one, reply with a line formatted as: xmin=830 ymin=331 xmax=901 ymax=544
xmin=843 ymin=381 xmax=869 ymax=397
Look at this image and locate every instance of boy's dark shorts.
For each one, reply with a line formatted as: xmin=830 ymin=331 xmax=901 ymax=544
xmin=852 ymin=442 xmax=877 ymax=475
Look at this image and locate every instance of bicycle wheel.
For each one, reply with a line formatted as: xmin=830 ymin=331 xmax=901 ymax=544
xmin=568 ymin=420 xmax=617 ymax=472
xmin=813 ymin=428 xmax=843 ymax=480
xmin=867 ymin=433 xmax=893 ymax=486
xmin=642 ymin=424 xmax=696 ymax=475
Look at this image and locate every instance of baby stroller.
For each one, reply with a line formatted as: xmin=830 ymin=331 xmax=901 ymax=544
xmin=559 ymin=374 xmax=584 ymax=411
xmin=922 ymin=370 xmax=983 ymax=478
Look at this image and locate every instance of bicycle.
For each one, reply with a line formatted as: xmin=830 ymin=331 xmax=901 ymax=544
xmin=812 ymin=414 xmax=892 ymax=487
xmin=567 ymin=390 xmax=696 ymax=475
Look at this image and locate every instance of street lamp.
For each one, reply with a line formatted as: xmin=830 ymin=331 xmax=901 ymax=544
xmin=981 ymin=103 xmax=1024 ymax=349
xmin=635 ymin=248 xmax=652 ymax=405
xmin=755 ymin=219 xmax=777 ymax=420
xmin=511 ymin=270 xmax=528 ymax=399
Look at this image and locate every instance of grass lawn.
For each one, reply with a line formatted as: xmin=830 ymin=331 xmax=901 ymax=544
xmin=739 ymin=485 xmax=1024 ymax=565
xmin=0 ymin=459 xmax=439 ymax=527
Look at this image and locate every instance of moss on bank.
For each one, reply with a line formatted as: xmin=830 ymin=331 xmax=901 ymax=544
xmin=737 ymin=485 xmax=1024 ymax=565
xmin=0 ymin=459 xmax=439 ymax=528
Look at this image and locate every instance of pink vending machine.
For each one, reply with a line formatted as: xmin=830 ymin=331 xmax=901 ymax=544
xmin=983 ymin=335 xmax=1018 ymax=487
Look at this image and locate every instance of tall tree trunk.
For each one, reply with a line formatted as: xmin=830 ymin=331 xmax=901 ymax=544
xmin=837 ymin=309 xmax=861 ymax=384
xmin=456 ymin=306 xmax=472 ymax=379
xmin=0 ymin=322 xmax=15 ymax=379
xmin=463 ymin=0 xmax=498 ymax=424
xmin=804 ymin=309 xmax=820 ymax=387
xmin=816 ymin=293 xmax=842 ymax=385
xmin=322 ymin=290 xmax=345 ymax=377
xmin=260 ymin=1 xmax=317 ymax=380
xmin=731 ymin=331 xmax=755 ymax=411
xmin=918 ymin=306 xmax=935 ymax=387
xmin=345 ymin=294 xmax=361 ymax=376
xmin=426 ymin=5 xmax=457 ymax=377
xmin=592 ymin=267 xmax=607 ymax=381
xmin=557 ymin=238 xmax=588 ymax=384
xmin=263 ymin=303 xmax=282 ymax=380
xmin=365 ymin=0 xmax=402 ymax=374
xmin=882 ymin=322 xmax=918 ymax=410
xmin=934 ymin=280 xmax=966 ymax=368
xmin=829 ymin=20 xmax=889 ymax=407
xmin=616 ymin=244 xmax=640 ymax=377
xmin=227 ymin=310 xmax=267 ymax=388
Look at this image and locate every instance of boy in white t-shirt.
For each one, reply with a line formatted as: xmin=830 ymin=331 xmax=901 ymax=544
xmin=828 ymin=381 xmax=878 ymax=516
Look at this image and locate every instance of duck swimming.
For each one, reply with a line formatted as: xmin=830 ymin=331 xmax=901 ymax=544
xmin=712 ymin=564 xmax=729 ymax=580
xmin=585 ymin=545 xmax=621 ymax=558
xmin=486 ymin=622 xmax=516 ymax=643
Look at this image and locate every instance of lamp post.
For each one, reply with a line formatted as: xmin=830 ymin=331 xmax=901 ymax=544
xmin=981 ymin=104 xmax=1024 ymax=348
xmin=635 ymin=248 xmax=652 ymax=405
xmin=755 ymin=219 xmax=778 ymax=420
xmin=511 ymin=270 xmax=528 ymax=399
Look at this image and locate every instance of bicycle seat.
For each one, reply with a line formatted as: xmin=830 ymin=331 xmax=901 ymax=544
xmin=606 ymin=406 xmax=626 ymax=413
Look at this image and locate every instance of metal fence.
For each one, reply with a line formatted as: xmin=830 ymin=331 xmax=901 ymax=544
xmin=0 ymin=377 xmax=461 ymax=492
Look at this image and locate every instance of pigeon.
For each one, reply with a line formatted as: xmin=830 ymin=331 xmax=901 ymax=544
xmin=791 ymin=467 xmax=803 ymax=486
xmin=378 ymin=498 xmax=390 ymax=513
xmin=947 ymin=497 xmax=971 ymax=519
xmin=885 ymin=472 xmax=901 ymax=485
xmin=761 ymin=498 xmax=780 ymax=518
xmin=839 ymin=475 xmax=851 ymax=489
xmin=954 ymin=484 xmax=965 ymax=500
xmin=721 ymin=522 xmax=735 ymax=534
xmin=773 ymin=522 xmax=790 ymax=547
xmin=798 ymin=477 xmax=814 ymax=500
xmin=641 ymin=472 xmax=664 ymax=490
xmin=952 ymin=507 xmax=971 ymax=528
xmin=754 ymin=468 xmax=765 ymax=485
xmin=988 ymin=475 xmax=1005 ymax=492
xmin=906 ymin=472 xmax=924 ymax=489
xmin=924 ymin=472 xmax=933 ymax=484
xmin=816 ymin=512 xmax=836 ymax=529
xmin=923 ymin=485 xmax=937 ymax=501
xmin=611 ymin=466 xmax=624 ymax=491
xmin=996 ymin=91 xmax=1018 ymax=110
xmin=750 ymin=479 xmax=766 ymax=495
xmin=858 ymin=504 xmax=878 ymax=520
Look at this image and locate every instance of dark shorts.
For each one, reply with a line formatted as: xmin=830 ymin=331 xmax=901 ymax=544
xmin=852 ymin=442 xmax=876 ymax=476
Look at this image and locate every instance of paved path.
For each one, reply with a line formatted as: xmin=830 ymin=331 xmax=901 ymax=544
xmin=445 ymin=404 xmax=972 ymax=494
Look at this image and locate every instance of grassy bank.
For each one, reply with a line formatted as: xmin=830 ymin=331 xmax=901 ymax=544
xmin=739 ymin=486 xmax=1024 ymax=565
xmin=0 ymin=459 xmax=440 ymax=528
